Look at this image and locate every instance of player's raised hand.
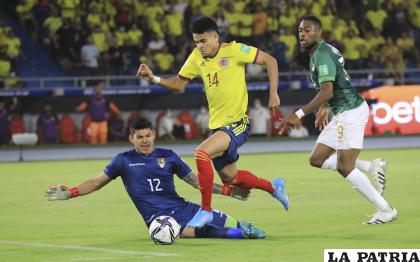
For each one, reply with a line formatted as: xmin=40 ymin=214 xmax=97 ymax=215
xmin=45 ymin=184 xmax=71 ymax=201
xmin=136 ymin=63 xmax=154 ymax=80
xmin=231 ymin=186 xmax=251 ymax=201
xmin=268 ymin=93 xmax=280 ymax=115
xmin=315 ymin=105 xmax=329 ymax=131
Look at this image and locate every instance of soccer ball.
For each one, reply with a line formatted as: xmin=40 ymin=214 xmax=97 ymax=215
xmin=148 ymin=216 xmax=181 ymax=245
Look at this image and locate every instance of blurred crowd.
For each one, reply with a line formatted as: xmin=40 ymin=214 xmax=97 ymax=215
xmin=1 ymin=0 xmax=419 ymax=145
xmin=0 ymin=22 xmax=23 ymax=88
xmin=0 ymin=0 xmax=417 ymax=80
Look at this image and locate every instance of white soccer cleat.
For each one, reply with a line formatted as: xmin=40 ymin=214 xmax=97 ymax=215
xmin=369 ymin=158 xmax=387 ymax=195
xmin=364 ymin=207 xmax=398 ymax=225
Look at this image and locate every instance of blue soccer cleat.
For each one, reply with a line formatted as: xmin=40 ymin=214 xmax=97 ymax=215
xmin=186 ymin=208 xmax=213 ymax=227
xmin=239 ymin=221 xmax=265 ymax=239
xmin=272 ymin=177 xmax=289 ymax=211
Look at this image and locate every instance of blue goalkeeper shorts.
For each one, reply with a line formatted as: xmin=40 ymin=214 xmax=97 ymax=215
xmin=149 ymin=201 xmax=228 ymax=232
xmin=212 ymin=116 xmax=251 ymax=171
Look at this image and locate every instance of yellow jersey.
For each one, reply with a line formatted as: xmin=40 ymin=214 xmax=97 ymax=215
xmin=178 ymin=41 xmax=259 ymax=129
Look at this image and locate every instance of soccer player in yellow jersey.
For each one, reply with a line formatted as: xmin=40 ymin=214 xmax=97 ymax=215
xmin=137 ymin=16 xmax=288 ymax=227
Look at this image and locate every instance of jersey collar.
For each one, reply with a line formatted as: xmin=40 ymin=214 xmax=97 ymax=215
xmin=310 ymin=40 xmax=324 ymax=55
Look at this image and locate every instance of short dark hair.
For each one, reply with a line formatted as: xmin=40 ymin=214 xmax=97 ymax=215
xmin=300 ymin=15 xmax=322 ymax=29
xmin=189 ymin=16 xmax=219 ymax=34
xmin=130 ymin=118 xmax=153 ymax=135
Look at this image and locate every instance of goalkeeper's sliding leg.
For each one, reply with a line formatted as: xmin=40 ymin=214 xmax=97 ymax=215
xmin=180 ymin=205 xmax=265 ymax=239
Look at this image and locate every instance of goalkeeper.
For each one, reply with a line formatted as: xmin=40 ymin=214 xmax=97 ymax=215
xmin=45 ymin=118 xmax=265 ymax=239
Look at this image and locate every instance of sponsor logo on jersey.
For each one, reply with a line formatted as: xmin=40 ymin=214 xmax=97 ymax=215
xmin=157 ymin=158 xmax=166 ymax=168
xmin=218 ymin=57 xmax=229 ymax=68
xmin=129 ymin=163 xmax=145 ymax=166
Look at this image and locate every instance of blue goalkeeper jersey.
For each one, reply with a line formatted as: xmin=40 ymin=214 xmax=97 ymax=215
xmin=104 ymin=148 xmax=193 ymax=224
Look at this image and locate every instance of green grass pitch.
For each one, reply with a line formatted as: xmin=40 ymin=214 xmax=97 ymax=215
xmin=1 ymin=148 xmax=419 ymax=262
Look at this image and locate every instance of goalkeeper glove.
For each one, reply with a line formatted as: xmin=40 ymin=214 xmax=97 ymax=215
xmin=45 ymin=185 xmax=79 ymax=200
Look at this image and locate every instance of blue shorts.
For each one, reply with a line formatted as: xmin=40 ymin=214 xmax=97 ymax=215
xmin=149 ymin=201 xmax=228 ymax=232
xmin=212 ymin=117 xmax=251 ymax=171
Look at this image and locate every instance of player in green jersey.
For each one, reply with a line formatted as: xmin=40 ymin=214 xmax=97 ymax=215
xmin=281 ymin=15 xmax=397 ymax=224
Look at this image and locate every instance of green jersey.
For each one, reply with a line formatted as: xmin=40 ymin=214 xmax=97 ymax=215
xmin=309 ymin=40 xmax=364 ymax=114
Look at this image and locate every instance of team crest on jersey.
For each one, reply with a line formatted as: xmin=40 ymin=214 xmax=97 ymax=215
xmin=157 ymin=158 xmax=165 ymax=168
xmin=218 ymin=57 xmax=229 ymax=68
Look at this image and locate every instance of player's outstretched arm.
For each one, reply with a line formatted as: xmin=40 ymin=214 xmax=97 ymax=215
xmin=182 ymin=173 xmax=250 ymax=201
xmin=45 ymin=172 xmax=112 ymax=201
xmin=301 ymin=82 xmax=333 ymax=116
xmin=136 ymin=63 xmax=189 ymax=92
xmin=254 ymin=51 xmax=280 ymax=114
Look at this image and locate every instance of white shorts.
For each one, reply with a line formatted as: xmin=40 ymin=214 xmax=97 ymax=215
xmin=316 ymin=101 xmax=369 ymax=150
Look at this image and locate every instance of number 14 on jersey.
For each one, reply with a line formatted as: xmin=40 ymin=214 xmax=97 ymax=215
xmin=206 ymin=72 xmax=219 ymax=87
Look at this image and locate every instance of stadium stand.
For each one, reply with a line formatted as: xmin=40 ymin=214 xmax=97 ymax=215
xmin=0 ymin=0 xmax=419 ymax=144
xmin=0 ymin=0 xmax=417 ymax=81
